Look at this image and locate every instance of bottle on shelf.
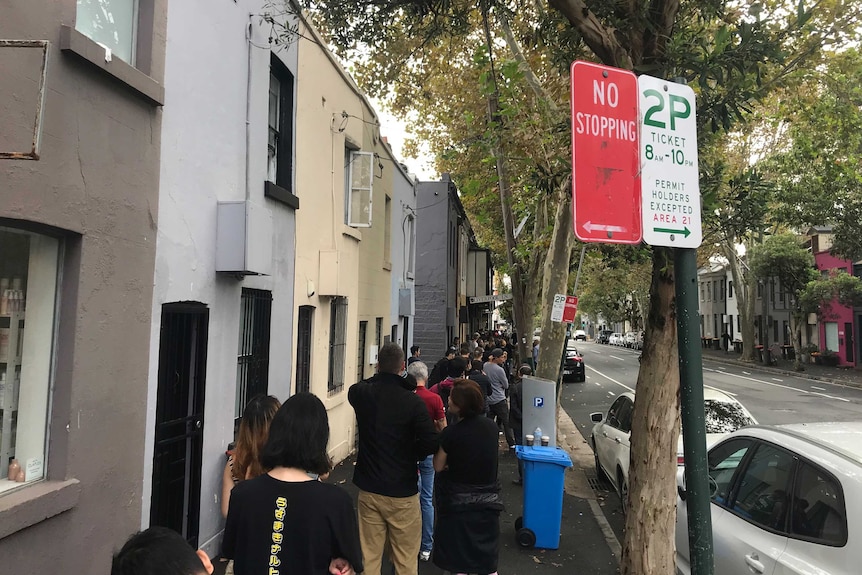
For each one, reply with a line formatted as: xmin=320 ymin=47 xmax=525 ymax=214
xmin=7 ymin=458 xmax=20 ymax=482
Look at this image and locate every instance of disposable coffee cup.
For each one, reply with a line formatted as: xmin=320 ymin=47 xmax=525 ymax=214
xmin=541 ymin=435 xmax=550 ymax=446
xmin=525 ymin=434 xmax=534 ymax=445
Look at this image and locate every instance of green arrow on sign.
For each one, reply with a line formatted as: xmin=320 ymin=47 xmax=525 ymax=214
xmin=653 ymin=226 xmax=691 ymax=237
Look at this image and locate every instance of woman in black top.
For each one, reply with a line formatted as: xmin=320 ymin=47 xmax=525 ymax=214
xmin=223 ymin=393 xmax=362 ymax=575
xmin=433 ymin=379 xmax=502 ymax=575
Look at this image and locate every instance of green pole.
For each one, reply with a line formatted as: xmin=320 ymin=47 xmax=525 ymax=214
xmin=674 ymin=247 xmax=713 ymax=575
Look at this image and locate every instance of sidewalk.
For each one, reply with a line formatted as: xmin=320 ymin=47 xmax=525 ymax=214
xmin=214 ymin=440 xmax=621 ymax=575
xmin=700 ymin=346 xmax=862 ymax=388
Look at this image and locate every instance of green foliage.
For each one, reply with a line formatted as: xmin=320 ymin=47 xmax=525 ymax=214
xmin=799 ymin=270 xmax=862 ymax=318
xmin=750 ymin=233 xmax=817 ymax=296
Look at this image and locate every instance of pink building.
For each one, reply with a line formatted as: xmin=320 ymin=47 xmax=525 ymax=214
xmin=809 ymin=228 xmax=859 ymax=367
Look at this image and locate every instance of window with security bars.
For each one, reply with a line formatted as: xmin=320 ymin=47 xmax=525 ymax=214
xmin=328 ymin=297 xmax=348 ymax=395
xmin=235 ymin=289 xmax=272 ymax=422
xmin=296 ymin=306 xmax=313 ymax=394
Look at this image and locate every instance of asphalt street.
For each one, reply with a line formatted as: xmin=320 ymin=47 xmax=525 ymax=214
xmin=560 ymin=340 xmax=862 ymax=541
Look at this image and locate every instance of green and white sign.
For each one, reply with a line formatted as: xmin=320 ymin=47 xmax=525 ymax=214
xmin=638 ymin=75 xmax=701 ymax=248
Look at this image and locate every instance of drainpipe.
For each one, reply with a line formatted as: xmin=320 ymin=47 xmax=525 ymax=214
xmin=244 ymin=15 xmax=254 ymax=201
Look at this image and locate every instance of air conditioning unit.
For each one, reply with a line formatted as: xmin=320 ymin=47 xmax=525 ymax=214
xmin=215 ymin=201 xmax=272 ymax=275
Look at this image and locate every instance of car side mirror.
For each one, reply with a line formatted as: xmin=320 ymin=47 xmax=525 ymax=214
xmin=590 ymin=412 xmax=603 ymax=423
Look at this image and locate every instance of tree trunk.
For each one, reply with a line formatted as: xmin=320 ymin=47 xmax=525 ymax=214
xmin=487 ymin=92 xmax=532 ymax=363
xmin=621 ymin=247 xmax=680 ymax=575
xmin=536 ymin=190 xmax=575 ymax=385
xmin=790 ymin=309 xmax=805 ymax=372
xmin=723 ymin=240 xmax=757 ymax=361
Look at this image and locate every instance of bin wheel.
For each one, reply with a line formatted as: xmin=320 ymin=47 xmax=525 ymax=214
xmin=515 ymin=516 xmax=523 ymax=531
xmin=516 ymin=527 xmax=536 ymax=548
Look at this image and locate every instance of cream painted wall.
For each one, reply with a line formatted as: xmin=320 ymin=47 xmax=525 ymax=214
xmin=294 ymin=16 xmax=396 ymax=463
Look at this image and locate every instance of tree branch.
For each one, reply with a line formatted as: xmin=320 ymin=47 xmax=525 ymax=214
xmin=548 ymin=0 xmax=632 ymax=69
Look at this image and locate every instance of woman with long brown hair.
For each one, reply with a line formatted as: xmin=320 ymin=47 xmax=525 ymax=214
xmin=221 ymin=395 xmax=281 ymax=517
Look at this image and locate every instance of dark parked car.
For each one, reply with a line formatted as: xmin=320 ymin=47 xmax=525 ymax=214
xmin=596 ymin=330 xmax=613 ymax=344
xmin=562 ymin=341 xmax=586 ymax=382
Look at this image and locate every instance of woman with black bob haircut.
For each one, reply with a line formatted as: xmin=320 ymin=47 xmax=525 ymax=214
xmin=432 ymin=379 xmax=502 ymax=575
xmin=223 ymin=393 xmax=362 ymax=575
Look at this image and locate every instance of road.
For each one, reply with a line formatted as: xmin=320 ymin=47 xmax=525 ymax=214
xmin=560 ymin=340 xmax=862 ymax=539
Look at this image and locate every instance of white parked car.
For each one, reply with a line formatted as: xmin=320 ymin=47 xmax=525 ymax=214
xmin=676 ymin=422 xmax=862 ymax=575
xmin=608 ymin=332 xmax=623 ymax=346
xmin=590 ymin=388 xmax=756 ymax=514
xmin=624 ymin=332 xmax=638 ymax=347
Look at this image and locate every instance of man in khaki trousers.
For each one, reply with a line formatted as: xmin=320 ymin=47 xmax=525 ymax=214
xmin=349 ymin=343 xmax=439 ymax=574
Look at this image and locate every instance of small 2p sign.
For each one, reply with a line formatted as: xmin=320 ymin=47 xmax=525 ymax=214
xmin=551 ymin=294 xmax=578 ymax=324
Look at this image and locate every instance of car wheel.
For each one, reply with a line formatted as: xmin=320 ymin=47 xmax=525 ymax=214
xmin=592 ymin=437 xmax=606 ymax=480
xmin=618 ymin=468 xmax=628 ymax=516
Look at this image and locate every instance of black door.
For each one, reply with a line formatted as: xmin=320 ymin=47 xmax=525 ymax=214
xmin=846 ymin=321 xmax=854 ymax=364
xmin=296 ymin=306 xmax=313 ymax=394
xmin=150 ymin=303 xmax=209 ymax=547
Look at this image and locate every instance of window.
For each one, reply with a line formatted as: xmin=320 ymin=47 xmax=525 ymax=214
xmin=707 ymin=282 xmax=712 ymax=301
xmin=75 ymin=0 xmax=138 ymax=64
xmin=405 ymin=214 xmax=416 ymax=277
xmin=708 ymin=439 xmax=752 ymax=506
xmin=347 ymin=152 xmax=374 ymax=227
xmin=731 ymin=443 xmax=796 ymax=531
xmin=356 ymin=321 xmax=367 ymax=384
xmin=789 ymin=463 xmax=847 ymax=545
xmin=383 ymin=196 xmax=392 ymax=265
xmin=295 ymin=306 xmax=313 ymax=394
xmin=328 ymin=297 xmax=348 ymax=394
xmin=700 ymin=282 xmax=705 ymax=302
xmin=737 ymin=315 xmax=741 ymax=331
xmin=235 ymin=289 xmax=272 ymax=421
xmin=0 ymin=227 xmax=60 ymax=493
xmin=728 ymin=280 xmax=734 ymax=299
xmin=268 ymin=57 xmax=295 ymax=192
xmin=605 ymin=396 xmax=633 ymax=432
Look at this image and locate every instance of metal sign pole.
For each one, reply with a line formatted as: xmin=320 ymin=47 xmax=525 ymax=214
xmin=675 ymin=246 xmax=713 ymax=575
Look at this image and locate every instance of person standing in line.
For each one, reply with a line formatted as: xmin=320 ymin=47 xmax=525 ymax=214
xmin=468 ymin=354 xmax=492 ymax=416
xmin=408 ymin=345 xmax=422 ymax=365
xmin=428 ymin=346 xmax=456 ymax=388
xmin=432 ymin=379 xmax=502 ymax=575
xmin=112 ymin=527 xmax=214 ymax=575
xmin=468 ymin=332 xmax=480 ymax=354
xmin=430 ymin=356 xmax=468 ymax=425
xmin=532 ymin=339 xmax=540 ymax=369
xmin=408 ymin=361 xmax=447 ymax=563
xmin=222 ymin=393 xmax=362 ymax=575
xmin=349 ymin=343 xmax=439 ymax=575
xmin=484 ymin=348 xmax=514 ymax=448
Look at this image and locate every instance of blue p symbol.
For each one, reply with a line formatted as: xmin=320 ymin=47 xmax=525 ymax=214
xmin=533 ymin=397 xmax=544 ymax=408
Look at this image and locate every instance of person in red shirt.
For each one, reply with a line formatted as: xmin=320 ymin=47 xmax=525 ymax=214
xmin=408 ymin=361 xmax=447 ymax=562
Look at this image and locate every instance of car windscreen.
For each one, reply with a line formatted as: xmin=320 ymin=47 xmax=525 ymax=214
xmin=703 ymin=400 xmax=755 ymax=433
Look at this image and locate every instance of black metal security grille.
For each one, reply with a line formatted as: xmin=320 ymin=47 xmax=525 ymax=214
xmin=236 ymin=289 xmax=272 ymax=420
xmin=328 ymin=297 xmax=347 ymax=395
xmin=296 ymin=306 xmax=313 ymax=394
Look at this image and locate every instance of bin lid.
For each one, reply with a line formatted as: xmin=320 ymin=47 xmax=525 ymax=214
xmin=515 ymin=445 xmax=573 ymax=467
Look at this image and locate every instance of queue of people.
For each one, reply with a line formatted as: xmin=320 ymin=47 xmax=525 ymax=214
xmin=112 ymin=337 xmax=521 ymax=575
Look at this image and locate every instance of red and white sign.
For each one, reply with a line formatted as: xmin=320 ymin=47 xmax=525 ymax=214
xmin=570 ymin=61 xmax=642 ymax=244
xmin=551 ymin=294 xmax=579 ymax=323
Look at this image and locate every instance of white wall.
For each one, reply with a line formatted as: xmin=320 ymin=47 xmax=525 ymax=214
xmin=389 ymin=164 xmax=416 ymax=351
xmin=143 ymin=0 xmax=297 ymax=556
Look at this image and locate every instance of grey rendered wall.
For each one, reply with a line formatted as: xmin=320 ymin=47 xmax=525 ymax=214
xmin=0 ymin=1 xmax=165 ymax=573
xmin=415 ymin=181 xmax=451 ymax=360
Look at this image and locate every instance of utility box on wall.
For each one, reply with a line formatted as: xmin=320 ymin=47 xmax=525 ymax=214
xmin=215 ymin=201 xmax=272 ymax=275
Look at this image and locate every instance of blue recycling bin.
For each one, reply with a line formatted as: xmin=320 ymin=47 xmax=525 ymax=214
xmin=514 ymin=445 xmax=573 ymax=549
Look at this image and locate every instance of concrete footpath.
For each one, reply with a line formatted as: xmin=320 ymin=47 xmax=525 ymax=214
xmin=213 ymin=409 xmax=621 ymax=574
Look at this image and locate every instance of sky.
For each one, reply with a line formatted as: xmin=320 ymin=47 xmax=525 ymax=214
xmin=370 ymin=99 xmax=438 ymax=182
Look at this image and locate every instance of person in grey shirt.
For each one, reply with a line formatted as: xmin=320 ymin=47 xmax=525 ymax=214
xmin=483 ymin=348 xmax=514 ymax=448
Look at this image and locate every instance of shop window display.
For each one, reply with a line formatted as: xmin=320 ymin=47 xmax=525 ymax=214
xmin=0 ymin=227 xmax=59 ymax=494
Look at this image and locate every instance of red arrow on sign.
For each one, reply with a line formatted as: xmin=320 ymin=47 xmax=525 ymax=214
xmin=570 ymin=61 xmax=642 ymax=244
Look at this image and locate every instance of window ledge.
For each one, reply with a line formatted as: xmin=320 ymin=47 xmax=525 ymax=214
xmin=264 ymin=182 xmax=300 ymax=210
xmin=342 ymin=225 xmax=362 ymax=242
xmin=0 ymin=478 xmax=81 ymax=540
xmin=59 ymin=26 xmax=164 ymax=106
xmin=383 ymin=261 xmax=392 ymax=271
xmin=406 ymin=271 xmax=415 ymax=280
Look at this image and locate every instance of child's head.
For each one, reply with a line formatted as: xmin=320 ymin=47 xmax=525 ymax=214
xmin=112 ymin=526 xmax=213 ymax=575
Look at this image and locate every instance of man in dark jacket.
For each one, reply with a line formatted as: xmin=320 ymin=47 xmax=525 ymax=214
xmin=349 ymin=343 xmax=438 ymax=575
xmin=509 ymin=365 xmax=531 ymax=484
xmin=428 ymin=346 xmax=456 ymax=387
